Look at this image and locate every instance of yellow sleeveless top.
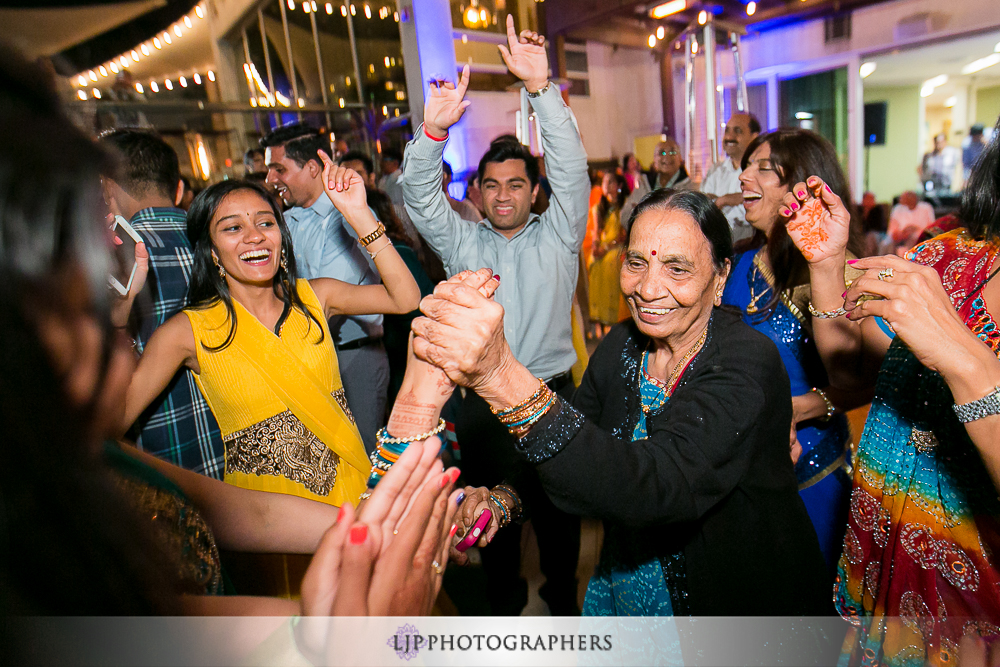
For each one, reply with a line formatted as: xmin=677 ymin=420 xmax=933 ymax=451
xmin=184 ymin=281 xmax=368 ymax=506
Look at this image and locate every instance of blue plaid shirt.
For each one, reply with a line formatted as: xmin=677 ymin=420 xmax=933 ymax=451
xmin=129 ymin=207 xmax=225 ymax=479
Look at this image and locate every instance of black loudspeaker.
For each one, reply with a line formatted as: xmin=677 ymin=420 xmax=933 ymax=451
xmin=864 ymin=102 xmax=887 ymax=146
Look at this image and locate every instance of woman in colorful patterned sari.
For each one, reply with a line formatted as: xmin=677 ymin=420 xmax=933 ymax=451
xmin=776 ymin=118 xmax=1000 ymax=665
xmin=722 ymin=129 xmax=865 ymax=572
xmin=123 ymin=162 xmax=421 ymax=507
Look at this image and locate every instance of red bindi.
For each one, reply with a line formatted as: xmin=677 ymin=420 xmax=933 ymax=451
xmin=650 ymin=250 xmax=656 ymax=256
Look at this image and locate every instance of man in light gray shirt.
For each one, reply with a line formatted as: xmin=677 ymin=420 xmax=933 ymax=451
xmin=261 ymin=124 xmax=388 ymax=454
xmin=402 ymin=16 xmax=589 ymax=616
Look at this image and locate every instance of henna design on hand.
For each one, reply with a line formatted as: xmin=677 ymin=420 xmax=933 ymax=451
xmin=786 ymin=197 xmax=829 ymax=261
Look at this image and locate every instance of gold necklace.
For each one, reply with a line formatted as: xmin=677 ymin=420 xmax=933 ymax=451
xmin=643 ymin=324 xmax=710 ymax=399
xmin=745 ymin=264 xmax=772 ymax=314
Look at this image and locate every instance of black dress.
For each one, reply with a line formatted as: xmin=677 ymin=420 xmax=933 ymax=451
xmin=512 ymin=308 xmax=831 ymax=616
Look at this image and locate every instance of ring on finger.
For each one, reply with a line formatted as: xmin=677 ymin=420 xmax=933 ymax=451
xmin=877 ymin=267 xmax=895 ymax=281
xmin=431 ymin=560 xmax=445 ymax=575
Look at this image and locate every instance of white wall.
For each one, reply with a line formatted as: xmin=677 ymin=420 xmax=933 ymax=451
xmin=459 ymin=40 xmax=663 ymax=171
xmin=570 ymin=42 xmax=664 ymax=162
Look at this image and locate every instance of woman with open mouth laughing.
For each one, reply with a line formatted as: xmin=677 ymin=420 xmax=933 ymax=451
xmin=723 ymin=128 xmax=867 ymax=576
xmin=119 ymin=162 xmax=420 ymax=509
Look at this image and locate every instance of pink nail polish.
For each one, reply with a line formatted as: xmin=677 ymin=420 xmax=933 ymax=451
xmin=847 ymin=259 xmax=858 ymax=265
xmin=450 ymin=468 xmax=460 ymax=484
xmin=791 ymin=202 xmax=799 ymax=210
xmin=439 ymin=473 xmax=450 ymax=489
xmin=449 ymin=523 xmax=459 ymax=538
xmin=349 ymin=525 xmax=368 ymax=544
xmin=841 ymin=291 xmax=846 ymax=298
xmin=825 ymin=184 xmax=832 ymax=193
xmin=796 ymin=190 xmax=806 ymax=198
xmin=493 ymin=274 xmax=500 ymax=282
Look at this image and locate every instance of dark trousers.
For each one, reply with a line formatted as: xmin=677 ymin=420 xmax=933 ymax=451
xmin=455 ymin=372 xmax=581 ymax=616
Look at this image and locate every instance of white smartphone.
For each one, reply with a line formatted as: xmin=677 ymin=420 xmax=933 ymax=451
xmin=109 ymin=215 xmax=143 ymax=296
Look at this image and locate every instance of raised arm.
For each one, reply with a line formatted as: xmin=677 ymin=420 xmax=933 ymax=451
xmin=500 ymin=14 xmax=590 ymax=251
xmin=312 ymin=155 xmax=420 ymax=317
xmin=781 ymin=177 xmax=884 ymax=392
xmin=401 ymin=65 xmax=475 ymax=269
xmin=121 ymin=313 xmax=197 ymax=435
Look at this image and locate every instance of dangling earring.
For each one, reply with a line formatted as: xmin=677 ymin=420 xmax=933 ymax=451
xmin=280 ymin=247 xmax=288 ymax=274
xmin=212 ymin=253 xmax=227 ymax=279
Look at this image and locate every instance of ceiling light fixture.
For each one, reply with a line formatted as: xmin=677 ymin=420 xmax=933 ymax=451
xmin=196 ymin=4 xmax=204 ymax=18
xmin=648 ymin=34 xmax=657 ymax=48
xmin=746 ymin=1 xmax=756 ymax=16
xmin=184 ymin=15 xmax=192 ymax=28
xmin=860 ymin=62 xmax=876 ymax=78
xmin=650 ymin=0 xmax=687 ymax=19
xmin=961 ymin=53 xmax=1000 ymax=75
xmin=656 ymin=26 xmax=665 ymax=40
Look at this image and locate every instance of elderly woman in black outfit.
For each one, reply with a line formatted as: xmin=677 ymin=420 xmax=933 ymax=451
xmin=413 ymin=189 xmax=829 ymax=616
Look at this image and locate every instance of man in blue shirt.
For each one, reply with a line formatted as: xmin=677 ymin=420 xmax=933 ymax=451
xmin=402 ymin=17 xmax=590 ymax=615
xmin=99 ymin=129 xmax=225 ymax=477
xmin=261 ymin=124 xmax=388 ymax=454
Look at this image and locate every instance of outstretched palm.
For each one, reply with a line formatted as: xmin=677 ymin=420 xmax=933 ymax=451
xmin=423 ymin=65 xmax=471 ymax=139
xmin=783 ymin=177 xmax=852 ymax=264
xmin=497 ymin=14 xmax=548 ymax=90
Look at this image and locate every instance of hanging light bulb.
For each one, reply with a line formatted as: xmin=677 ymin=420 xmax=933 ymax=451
xmin=91 ymin=88 xmax=101 ymax=99
xmin=154 ymin=37 xmax=162 ymax=49
xmin=297 ymin=97 xmax=305 ymax=107
xmin=350 ymin=3 xmax=356 ymax=15
xmin=384 ymin=56 xmax=390 ymax=67
xmin=196 ymin=4 xmax=205 ymax=18
xmin=341 ymin=4 xmax=347 ymax=15
xmin=207 ymin=70 xmax=215 ymax=81
xmin=88 ymin=70 xmax=97 ymax=81
xmin=193 ymin=72 xmax=202 ymax=84
xmin=135 ymin=82 xmax=144 ymax=93
xmin=288 ymin=0 xmax=295 ymax=8
xmin=698 ymin=10 xmax=707 ymax=24
xmin=120 ymin=56 xmax=129 ymax=67
xmin=326 ymin=2 xmax=333 ymax=13
xmin=382 ymin=105 xmax=388 ymax=115
xmin=165 ymin=79 xmax=173 ymax=90
xmin=648 ymin=34 xmax=656 ymax=47
xmin=364 ymin=3 xmax=371 ymax=18
xmin=180 ymin=76 xmax=188 ymax=87
xmin=312 ymin=1 xmax=318 ymax=11
xmin=141 ymin=44 xmax=150 ymax=56
xmin=164 ymin=32 xmax=172 ymax=44
xmin=76 ymin=75 xmax=87 ymax=86
xmin=110 ymin=62 xmax=119 ymax=73
xmin=393 ymin=10 xmax=398 ymax=20
xmin=746 ymin=1 xmax=756 ymax=15
xmin=339 ymin=98 xmax=345 ymax=108
xmin=131 ymin=50 xmax=139 ymax=62
xmin=184 ymin=15 xmax=193 ymax=28
xmin=99 ymin=65 xmax=108 ymax=77
xmin=77 ymin=89 xmax=87 ymax=100
xmin=150 ymin=81 xmax=159 ymax=92
xmin=656 ymin=26 xmax=665 ymax=40
xmin=174 ymin=24 xmax=183 ymax=37
xmin=303 ymin=1 xmax=310 ymax=12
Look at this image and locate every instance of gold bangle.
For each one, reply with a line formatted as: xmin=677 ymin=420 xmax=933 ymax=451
xmin=812 ymin=387 xmax=835 ymax=422
xmin=358 ymin=221 xmax=386 ymax=247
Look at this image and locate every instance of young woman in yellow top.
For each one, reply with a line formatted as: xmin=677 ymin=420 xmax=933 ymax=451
xmin=122 ymin=157 xmax=421 ymax=507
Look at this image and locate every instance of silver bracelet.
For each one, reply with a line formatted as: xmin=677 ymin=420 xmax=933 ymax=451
xmin=812 ymin=387 xmax=835 ymax=422
xmin=953 ymin=385 xmax=1000 ymax=423
xmin=808 ymin=302 xmax=847 ymax=319
xmin=526 ymin=81 xmax=551 ymax=98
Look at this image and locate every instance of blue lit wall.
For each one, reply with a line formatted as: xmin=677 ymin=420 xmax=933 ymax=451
xmin=406 ymin=0 xmax=470 ymax=175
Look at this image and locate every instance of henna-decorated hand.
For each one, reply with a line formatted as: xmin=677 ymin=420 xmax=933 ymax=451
xmin=779 ymin=176 xmax=851 ymax=266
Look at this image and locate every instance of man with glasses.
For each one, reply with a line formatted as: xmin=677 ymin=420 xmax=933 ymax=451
xmin=701 ymin=112 xmax=760 ymax=242
xmin=621 ymin=136 xmax=693 ymax=226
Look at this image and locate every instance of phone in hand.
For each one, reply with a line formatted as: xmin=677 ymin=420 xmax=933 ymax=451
xmin=454 ymin=508 xmax=492 ymax=552
xmin=109 ymin=215 xmax=143 ymax=296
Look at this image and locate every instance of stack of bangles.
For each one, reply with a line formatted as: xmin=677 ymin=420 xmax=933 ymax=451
xmin=361 ymin=418 xmax=448 ymax=499
xmin=489 ymin=484 xmax=523 ymax=529
xmin=491 ymin=378 xmax=558 ymax=438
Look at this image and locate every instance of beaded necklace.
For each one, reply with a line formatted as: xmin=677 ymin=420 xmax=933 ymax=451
xmin=640 ymin=324 xmax=709 ymax=415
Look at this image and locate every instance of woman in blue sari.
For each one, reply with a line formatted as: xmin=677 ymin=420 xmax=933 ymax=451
xmin=722 ymin=129 xmax=864 ymax=572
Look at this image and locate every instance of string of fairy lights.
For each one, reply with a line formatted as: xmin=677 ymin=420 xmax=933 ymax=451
xmin=72 ymin=0 xmax=401 ymax=102
xmin=72 ymin=3 xmax=213 ymax=101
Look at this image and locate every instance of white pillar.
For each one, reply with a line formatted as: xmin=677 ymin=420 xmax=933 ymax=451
xmin=847 ymin=54 xmax=864 ymax=200
xmin=766 ymin=74 xmax=779 ymax=131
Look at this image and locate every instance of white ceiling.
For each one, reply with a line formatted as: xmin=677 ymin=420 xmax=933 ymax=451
xmin=863 ymin=30 xmax=1000 ymax=108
